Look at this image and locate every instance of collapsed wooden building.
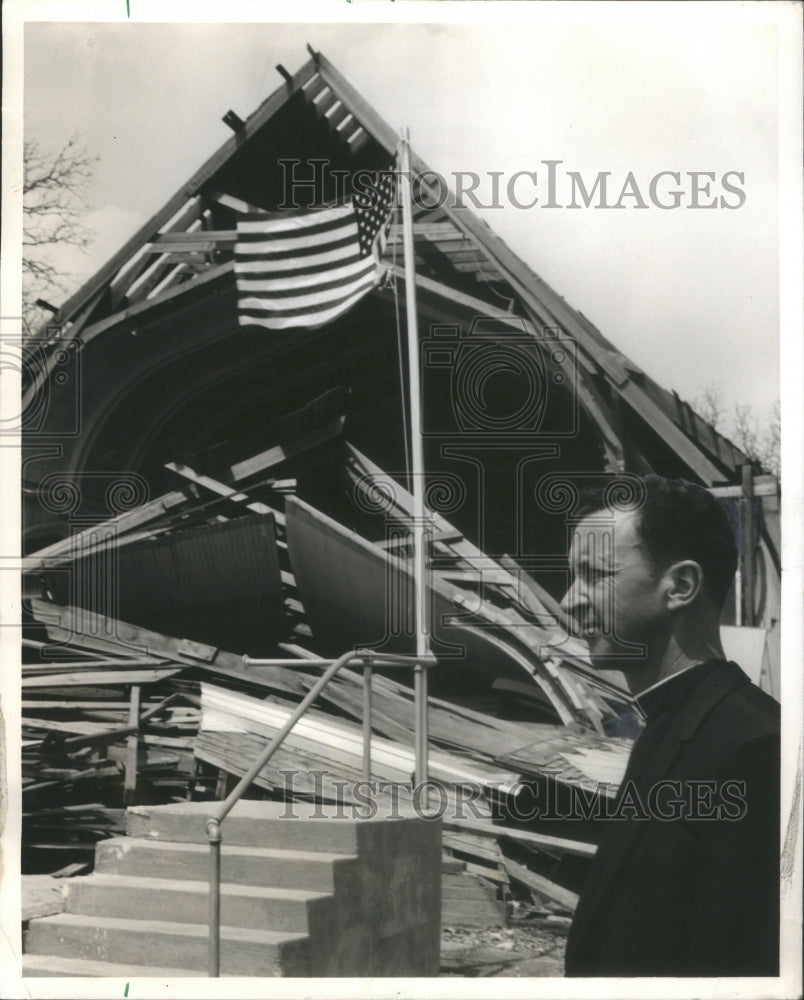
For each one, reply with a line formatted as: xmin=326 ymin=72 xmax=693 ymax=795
xmin=20 ymin=48 xmax=780 ymax=938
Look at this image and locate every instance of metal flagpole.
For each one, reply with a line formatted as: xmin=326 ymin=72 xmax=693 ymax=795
xmin=399 ymin=129 xmax=430 ymax=791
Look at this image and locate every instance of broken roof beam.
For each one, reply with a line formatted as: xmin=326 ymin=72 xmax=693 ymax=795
xmin=126 ymin=217 xmax=215 ymax=306
xmin=444 ymin=817 xmax=596 ymax=859
xmin=318 ymin=51 xmax=726 ymax=483
xmin=126 ymin=260 xmax=187 ymax=306
xmin=146 ymin=230 xmax=238 ymax=253
xmin=163 ymin=462 xmax=282 ymax=523
xmin=50 ymin=57 xmax=319 ymax=329
xmin=67 ymin=260 xmax=235 ymax=349
xmin=23 ymin=490 xmax=190 ymax=571
xmin=107 ymin=197 xmax=206 ymax=310
xmin=502 ymin=858 xmax=580 ymax=912
xmin=299 ymin=72 xmax=368 ymax=153
xmin=228 ymin=415 xmax=346 ymax=483
xmin=317 ymin=52 xmax=397 ymax=153
xmin=386 ymin=262 xmax=522 ymax=326
xmin=28 ymin=599 xmax=305 ymax=698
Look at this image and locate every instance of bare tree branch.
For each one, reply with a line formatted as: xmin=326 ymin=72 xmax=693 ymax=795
xmin=732 ymin=403 xmax=759 ymax=460
xmin=693 ymin=382 xmax=725 ymax=431
xmin=22 ymin=133 xmax=99 ymax=334
xmin=694 ymin=383 xmax=779 ymax=479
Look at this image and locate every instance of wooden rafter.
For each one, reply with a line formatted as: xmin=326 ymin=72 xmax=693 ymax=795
xmin=49 ymin=58 xmax=319 ymax=329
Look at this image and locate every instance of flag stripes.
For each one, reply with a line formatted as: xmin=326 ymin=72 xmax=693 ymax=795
xmin=234 ymin=170 xmax=396 ymax=330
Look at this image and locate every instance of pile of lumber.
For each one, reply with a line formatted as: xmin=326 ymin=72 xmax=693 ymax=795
xmin=21 ymin=639 xmax=200 ymax=873
xmin=22 ymin=594 xmax=629 ymax=918
xmin=19 ymin=425 xmax=638 ymax=916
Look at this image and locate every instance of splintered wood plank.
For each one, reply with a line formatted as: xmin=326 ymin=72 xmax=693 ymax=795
xmin=147 ymin=230 xmax=237 ymax=252
xmin=108 ymin=197 xmax=204 ymax=307
xmin=22 ymin=668 xmax=181 ymax=689
xmin=444 ymin=817 xmax=596 ymax=859
xmin=22 ymin=659 xmax=166 ymax=673
xmin=23 ymin=719 xmax=125 ymax=736
xmin=317 ymin=671 xmax=534 ymax=761
xmin=443 ymin=832 xmax=506 ymax=865
xmin=496 ymin=727 xmax=631 ymax=792
xmin=23 ymin=491 xmax=189 ymax=569
xmin=195 ymin=730 xmax=368 ymax=799
xmin=461 ymin=862 xmax=510 ymax=888
xmin=23 ymin=764 xmax=123 ymax=795
xmin=228 ymin=417 xmax=346 ymax=483
xmin=30 ymin=600 xmax=308 ymax=699
xmin=163 ymin=463 xmax=280 ymax=519
xmin=22 ymin=701 xmax=132 ymax=710
xmin=201 ymin=682 xmax=522 ymax=793
xmin=29 ymin=599 xmax=239 ymax=670
xmin=124 ymin=685 xmax=141 ymax=805
xmin=304 ymin=675 xmax=415 ymax=745
xmin=502 ymin=858 xmax=578 ymax=912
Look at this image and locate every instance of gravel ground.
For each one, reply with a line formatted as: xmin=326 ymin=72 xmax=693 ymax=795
xmin=441 ymin=922 xmax=568 ymax=977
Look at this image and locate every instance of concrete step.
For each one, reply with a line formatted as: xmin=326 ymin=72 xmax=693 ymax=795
xmin=24 ymin=912 xmax=310 ymax=976
xmin=65 ymin=873 xmax=328 ymax=932
xmin=22 ymin=954 xmax=199 ymax=977
xmin=95 ymin=837 xmax=354 ymax=891
xmin=127 ymin=801 xmax=363 ymax=853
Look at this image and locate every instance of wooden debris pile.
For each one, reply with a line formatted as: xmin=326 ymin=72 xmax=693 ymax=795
xmin=20 ymin=428 xmax=638 ymax=922
xmin=21 ymin=638 xmax=200 ymax=873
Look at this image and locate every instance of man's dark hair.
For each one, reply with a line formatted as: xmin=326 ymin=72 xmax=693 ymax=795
xmin=576 ymin=475 xmax=739 ymax=607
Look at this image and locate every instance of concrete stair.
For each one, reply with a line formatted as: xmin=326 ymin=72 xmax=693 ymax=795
xmin=23 ymin=800 xmax=441 ymax=977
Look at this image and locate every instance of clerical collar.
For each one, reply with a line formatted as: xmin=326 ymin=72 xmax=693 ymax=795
xmin=636 ymin=659 xmax=724 ymax=720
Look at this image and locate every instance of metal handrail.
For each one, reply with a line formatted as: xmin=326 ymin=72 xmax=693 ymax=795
xmin=205 ymin=648 xmax=435 ymax=976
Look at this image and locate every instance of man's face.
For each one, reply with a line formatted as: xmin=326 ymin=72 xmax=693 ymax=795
xmin=561 ymin=509 xmax=668 ymax=672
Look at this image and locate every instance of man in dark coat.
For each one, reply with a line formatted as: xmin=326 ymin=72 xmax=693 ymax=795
xmin=561 ymin=476 xmax=780 ymax=977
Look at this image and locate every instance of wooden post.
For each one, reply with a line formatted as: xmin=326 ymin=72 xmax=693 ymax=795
xmin=362 ymin=664 xmax=373 ymax=781
xmin=123 ymin=684 xmax=141 ymax=805
xmin=741 ymin=464 xmax=755 ymax=627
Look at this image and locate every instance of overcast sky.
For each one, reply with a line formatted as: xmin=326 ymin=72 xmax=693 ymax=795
xmin=20 ymin=8 xmax=788 ymax=429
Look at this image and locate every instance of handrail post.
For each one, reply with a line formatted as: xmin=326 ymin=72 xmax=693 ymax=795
xmin=362 ymin=661 xmax=373 ymax=781
xmin=414 ymin=659 xmax=429 ymax=804
xmin=207 ymin=817 xmax=222 ymax=977
xmin=206 ymin=650 xmax=355 ymax=977
xmin=204 ymin=648 xmax=434 ymax=976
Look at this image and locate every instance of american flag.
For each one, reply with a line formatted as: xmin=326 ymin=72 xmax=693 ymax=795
xmin=234 ymin=171 xmax=397 ymax=331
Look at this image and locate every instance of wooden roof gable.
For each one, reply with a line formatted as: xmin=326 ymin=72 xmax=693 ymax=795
xmin=38 ymin=48 xmax=752 ymax=486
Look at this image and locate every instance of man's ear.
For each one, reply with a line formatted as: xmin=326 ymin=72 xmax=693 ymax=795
xmin=664 ymin=560 xmax=704 ymax=610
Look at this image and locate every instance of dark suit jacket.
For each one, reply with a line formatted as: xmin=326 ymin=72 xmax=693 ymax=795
xmin=565 ymin=659 xmax=780 ymax=977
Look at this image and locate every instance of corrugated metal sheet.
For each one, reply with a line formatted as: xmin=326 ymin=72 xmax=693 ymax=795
xmin=118 ymin=513 xmax=281 ymax=609
xmin=61 ymin=513 xmax=286 ymax=653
